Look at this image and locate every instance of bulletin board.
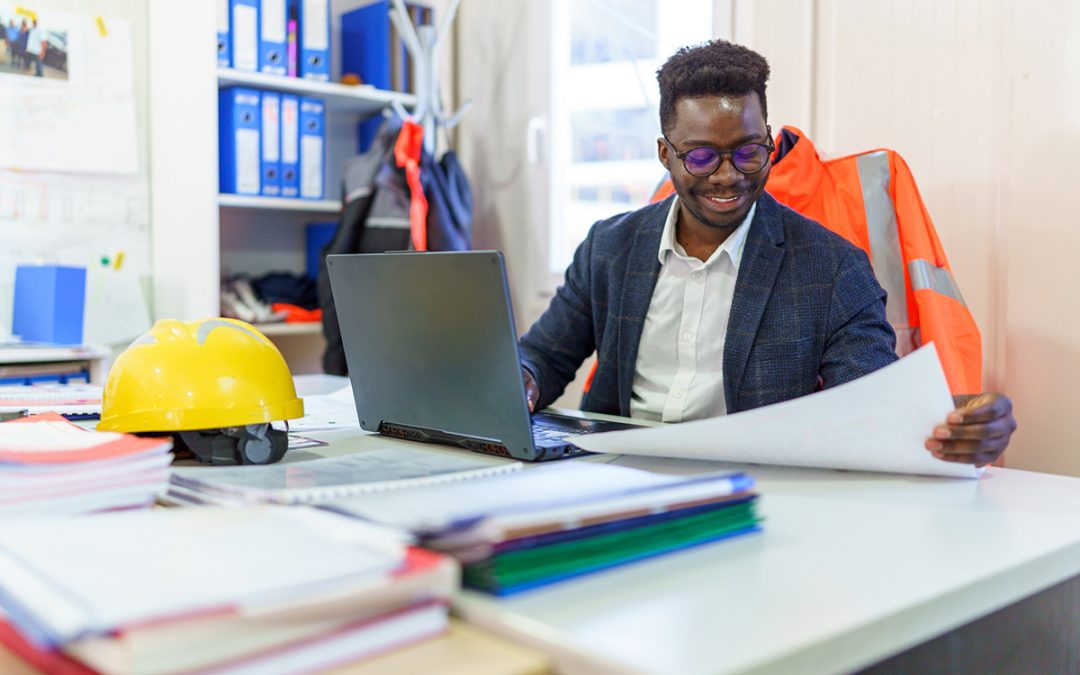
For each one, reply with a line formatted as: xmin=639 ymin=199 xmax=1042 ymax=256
xmin=0 ymin=1 xmax=150 ymax=344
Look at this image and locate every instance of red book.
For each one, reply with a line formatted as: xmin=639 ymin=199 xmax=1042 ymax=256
xmin=0 ymin=413 xmax=170 ymax=464
xmin=0 ymin=618 xmax=96 ymax=675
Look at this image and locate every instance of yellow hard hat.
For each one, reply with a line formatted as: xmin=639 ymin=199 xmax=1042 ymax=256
xmin=99 ymin=319 xmax=304 ymax=463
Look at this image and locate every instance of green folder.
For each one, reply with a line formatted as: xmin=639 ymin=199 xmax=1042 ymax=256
xmin=464 ymin=502 xmax=760 ymax=593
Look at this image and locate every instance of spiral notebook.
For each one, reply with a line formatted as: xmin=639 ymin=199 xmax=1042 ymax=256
xmin=169 ymin=447 xmax=522 ymax=505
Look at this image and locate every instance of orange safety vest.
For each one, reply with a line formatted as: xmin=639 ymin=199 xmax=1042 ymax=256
xmin=595 ymin=126 xmax=982 ymax=396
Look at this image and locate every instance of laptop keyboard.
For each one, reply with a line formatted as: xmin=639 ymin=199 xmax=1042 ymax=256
xmin=531 ymin=420 xmax=596 ymax=445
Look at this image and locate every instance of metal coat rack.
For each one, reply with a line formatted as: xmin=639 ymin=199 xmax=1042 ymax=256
xmin=388 ymin=0 xmax=472 ymax=154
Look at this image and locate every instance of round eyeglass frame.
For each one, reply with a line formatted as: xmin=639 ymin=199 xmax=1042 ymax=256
xmin=662 ymin=134 xmax=775 ymax=177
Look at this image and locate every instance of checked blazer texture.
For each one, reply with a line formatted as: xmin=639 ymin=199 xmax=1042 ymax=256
xmin=518 ymin=192 xmax=900 ymax=417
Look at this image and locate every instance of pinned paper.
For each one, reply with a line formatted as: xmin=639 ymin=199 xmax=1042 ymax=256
xmin=83 ymin=266 xmax=151 ymax=346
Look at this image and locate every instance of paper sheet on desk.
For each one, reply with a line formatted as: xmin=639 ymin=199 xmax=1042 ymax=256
xmin=573 ymin=344 xmax=981 ymax=479
xmin=290 ymin=384 xmax=361 ymax=431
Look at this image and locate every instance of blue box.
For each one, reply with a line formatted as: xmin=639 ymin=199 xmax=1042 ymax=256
xmin=306 ymin=222 xmax=337 ymax=279
xmin=344 ymin=1 xmax=432 ymax=152
xmin=12 ymin=265 xmax=87 ymax=345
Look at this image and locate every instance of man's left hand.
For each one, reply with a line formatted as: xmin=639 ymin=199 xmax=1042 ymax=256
xmin=926 ymin=393 xmax=1017 ymax=467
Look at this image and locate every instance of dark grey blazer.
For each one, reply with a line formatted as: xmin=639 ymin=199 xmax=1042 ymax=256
xmin=519 ymin=192 xmax=899 ymax=416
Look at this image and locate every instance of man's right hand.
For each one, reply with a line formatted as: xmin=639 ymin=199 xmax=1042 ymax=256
xmin=522 ymin=368 xmax=539 ymax=412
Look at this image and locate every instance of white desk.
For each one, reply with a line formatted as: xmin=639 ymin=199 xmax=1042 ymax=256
xmin=295 ymin=423 xmax=1080 ymax=675
xmin=454 ymin=456 xmax=1080 ymax=675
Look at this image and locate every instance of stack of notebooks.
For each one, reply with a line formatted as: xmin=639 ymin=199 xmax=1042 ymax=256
xmin=0 ymin=506 xmax=457 ymax=674
xmin=167 ymin=448 xmax=761 ymax=595
xmin=0 ymin=412 xmax=171 ymax=515
xmin=0 ymin=382 xmax=103 ymax=417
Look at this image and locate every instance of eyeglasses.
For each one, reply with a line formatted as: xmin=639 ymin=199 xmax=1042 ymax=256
xmin=662 ymin=134 xmax=775 ymax=177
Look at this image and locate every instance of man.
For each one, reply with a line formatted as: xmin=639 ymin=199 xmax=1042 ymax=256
xmin=519 ymin=39 xmax=1015 ymax=467
xmin=24 ymin=18 xmax=43 ymax=77
xmin=14 ymin=20 xmax=27 ymax=71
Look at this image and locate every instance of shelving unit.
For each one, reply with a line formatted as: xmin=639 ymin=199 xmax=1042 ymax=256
xmin=149 ymin=2 xmax=427 ymax=377
xmin=254 ymin=322 xmax=323 ymax=336
xmin=217 ymin=68 xmax=416 ymax=115
xmin=218 ymin=194 xmax=342 ymax=213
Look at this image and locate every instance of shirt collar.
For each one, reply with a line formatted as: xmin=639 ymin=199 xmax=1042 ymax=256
xmin=658 ymin=194 xmax=757 ymax=271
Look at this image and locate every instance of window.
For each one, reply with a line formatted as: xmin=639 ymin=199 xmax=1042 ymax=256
xmin=544 ymin=0 xmax=713 ymax=281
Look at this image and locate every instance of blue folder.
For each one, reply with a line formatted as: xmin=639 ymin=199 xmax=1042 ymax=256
xmin=259 ymin=0 xmax=287 ymax=75
xmin=299 ymin=0 xmax=330 ymax=81
xmin=260 ymin=91 xmax=282 ymax=197
xmin=280 ymin=94 xmax=300 ymax=198
xmin=217 ymin=0 xmax=231 ymax=66
xmin=219 ymin=87 xmax=262 ymax=196
xmin=299 ymin=97 xmax=325 ymax=199
xmin=228 ymin=0 xmax=259 ymax=72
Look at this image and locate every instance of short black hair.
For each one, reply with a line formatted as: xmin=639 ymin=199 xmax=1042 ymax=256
xmin=656 ymin=40 xmax=771 ymax=133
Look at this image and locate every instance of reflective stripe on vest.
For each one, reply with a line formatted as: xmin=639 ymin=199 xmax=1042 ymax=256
xmin=909 ymin=258 xmax=966 ymax=305
xmin=856 ymin=152 xmax=918 ymax=355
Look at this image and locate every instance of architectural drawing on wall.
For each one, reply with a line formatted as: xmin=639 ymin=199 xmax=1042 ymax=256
xmin=0 ymin=171 xmax=149 ymax=272
xmin=0 ymin=5 xmax=138 ymax=175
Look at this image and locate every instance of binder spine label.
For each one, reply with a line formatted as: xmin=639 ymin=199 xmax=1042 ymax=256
xmin=280 ymin=95 xmax=300 ymax=198
xmin=300 ymin=134 xmax=323 ymax=199
xmin=236 ymin=128 xmax=260 ymax=195
xmin=303 ymin=0 xmax=329 ymax=49
xmin=232 ymin=2 xmax=258 ymax=71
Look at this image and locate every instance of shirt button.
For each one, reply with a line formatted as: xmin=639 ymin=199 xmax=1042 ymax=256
xmin=683 ymin=331 xmax=694 ymax=341
xmin=672 ymin=389 xmax=685 ymax=399
xmin=692 ymin=271 xmax=703 ymax=279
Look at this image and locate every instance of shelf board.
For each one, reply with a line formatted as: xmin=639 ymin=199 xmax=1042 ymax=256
xmin=253 ymin=322 xmax=323 ymax=336
xmin=217 ymin=68 xmax=416 ymax=115
xmin=218 ymin=194 xmax=341 ymax=213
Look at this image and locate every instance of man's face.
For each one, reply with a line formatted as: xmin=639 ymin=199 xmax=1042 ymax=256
xmin=658 ymin=93 xmax=771 ymax=231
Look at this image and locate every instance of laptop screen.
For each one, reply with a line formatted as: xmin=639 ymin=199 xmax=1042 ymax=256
xmin=326 ymin=251 xmax=538 ymax=457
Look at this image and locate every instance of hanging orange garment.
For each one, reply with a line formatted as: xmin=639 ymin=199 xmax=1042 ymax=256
xmin=766 ymin=127 xmax=981 ymax=395
xmin=598 ymin=127 xmax=982 ymax=396
xmin=394 ymin=120 xmax=429 ymax=251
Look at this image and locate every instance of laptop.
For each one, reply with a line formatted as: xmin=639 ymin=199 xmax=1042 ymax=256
xmin=326 ymin=250 xmax=639 ymax=461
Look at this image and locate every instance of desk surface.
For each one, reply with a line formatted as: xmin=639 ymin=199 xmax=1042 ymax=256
xmin=0 ymin=619 xmax=551 ymax=675
xmin=300 ymin=427 xmax=1080 ymax=675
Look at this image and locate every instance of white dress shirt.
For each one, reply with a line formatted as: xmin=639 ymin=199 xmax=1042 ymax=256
xmin=630 ymin=195 xmax=756 ymax=422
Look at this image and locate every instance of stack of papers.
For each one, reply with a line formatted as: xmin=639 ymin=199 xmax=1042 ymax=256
xmin=325 ymin=461 xmax=761 ymax=595
xmin=0 ymin=507 xmax=457 ymax=675
xmin=0 ymin=412 xmax=171 ymax=515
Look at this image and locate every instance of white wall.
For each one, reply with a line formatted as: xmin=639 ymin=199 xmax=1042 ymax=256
xmin=148 ymin=1 xmax=220 ymax=321
xmin=456 ymin=0 xmax=1080 ymax=475
xmin=737 ymin=0 xmax=1078 ymax=475
xmin=998 ymin=0 xmax=1080 ymax=476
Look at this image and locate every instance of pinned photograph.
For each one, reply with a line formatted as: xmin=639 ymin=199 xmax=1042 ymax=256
xmin=0 ymin=5 xmax=68 ymax=80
